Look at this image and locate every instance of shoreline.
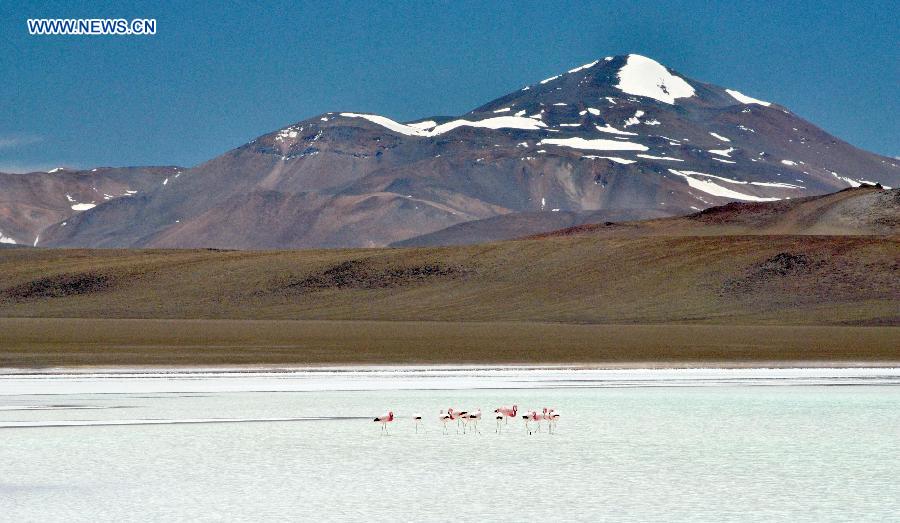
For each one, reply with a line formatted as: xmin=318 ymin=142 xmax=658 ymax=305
xmin=3 ymin=366 xmax=899 ymax=396
xmin=3 ymin=361 xmax=900 ymax=375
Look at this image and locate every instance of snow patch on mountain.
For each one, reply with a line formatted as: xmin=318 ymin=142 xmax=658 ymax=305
xmin=407 ymin=120 xmax=437 ymax=130
xmin=669 ymin=170 xmax=780 ymax=201
xmin=539 ymin=137 xmax=648 ymax=152
xmin=568 ymin=60 xmax=599 ymax=74
xmin=0 ymin=230 xmax=16 ymax=244
xmin=616 ymin=54 xmax=695 ymax=105
xmin=275 ymin=127 xmax=300 ymax=141
xmin=623 ymin=110 xmax=645 ymax=127
xmin=829 ymin=171 xmax=890 ymax=189
xmin=583 ymin=155 xmax=636 ymax=164
xmin=340 ymin=113 xmax=546 ymax=136
xmin=340 ymin=113 xmax=423 ymax=136
xmin=71 ymin=203 xmax=96 ymax=211
xmin=431 ymin=116 xmax=547 ymax=134
xmin=709 ymin=132 xmax=731 ymax=142
xmin=636 ymin=154 xmax=683 ymax=162
xmin=595 ymin=124 xmax=638 ymax=136
xmin=709 ymin=147 xmax=736 ymax=157
xmin=726 ymin=89 xmax=771 ymax=107
xmin=685 ymin=171 xmax=803 ymax=189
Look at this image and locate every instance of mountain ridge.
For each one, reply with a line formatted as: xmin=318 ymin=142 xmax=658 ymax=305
xmin=0 ymin=166 xmax=178 ymax=247
xmin=8 ymin=54 xmax=897 ymax=249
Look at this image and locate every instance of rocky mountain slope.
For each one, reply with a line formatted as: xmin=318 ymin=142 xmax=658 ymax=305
xmin=0 ymin=166 xmax=176 ymax=247
xmin=22 ymin=54 xmax=900 ymax=248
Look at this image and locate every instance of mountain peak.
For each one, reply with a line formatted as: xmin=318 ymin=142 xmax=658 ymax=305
xmin=614 ymin=54 xmax=695 ymax=104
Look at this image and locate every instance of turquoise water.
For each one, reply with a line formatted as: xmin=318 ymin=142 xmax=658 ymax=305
xmin=1 ymin=370 xmax=899 ymax=521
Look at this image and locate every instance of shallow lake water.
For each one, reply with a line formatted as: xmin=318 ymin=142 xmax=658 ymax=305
xmin=1 ymin=367 xmax=899 ymax=522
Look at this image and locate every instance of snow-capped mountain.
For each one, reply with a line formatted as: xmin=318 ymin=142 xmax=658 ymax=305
xmin=31 ymin=54 xmax=900 ymax=248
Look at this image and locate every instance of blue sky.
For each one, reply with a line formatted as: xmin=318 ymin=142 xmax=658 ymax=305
xmin=1 ymin=0 xmax=897 ymax=172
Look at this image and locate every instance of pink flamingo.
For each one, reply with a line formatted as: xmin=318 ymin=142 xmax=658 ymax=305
xmin=494 ymin=405 xmax=517 ymax=424
xmin=373 ymin=411 xmax=394 ymax=434
xmin=523 ymin=410 xmax=541 ymax=435
xmin=495 ymin=412 xmax=504 ymax=433
xmin=547 ymin=409 xmax=560 ymax=433
xmin=439 ymin=410 xmax=451 ymax=434
xmin=465 ymin=408 xmax=482 ymax=434
xmin=542 ymin=408 xmax=559 ymax=434
xmin=413 ymin=413 xmax=423 ymax=434
xmin=448 ymin=408 xmax=467 ymax=434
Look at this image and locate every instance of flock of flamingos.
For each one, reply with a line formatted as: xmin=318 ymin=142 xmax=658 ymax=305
xmin=373 ymin=405 xmax=559 ymax=435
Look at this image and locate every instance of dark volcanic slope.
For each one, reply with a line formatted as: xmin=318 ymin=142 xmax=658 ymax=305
xmin=37 ymin=54 xmax=900 ymax=249
xmin=0 ymin=166 xmax=177 ymax=247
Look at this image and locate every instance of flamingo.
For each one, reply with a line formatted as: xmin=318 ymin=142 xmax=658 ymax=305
xmin=439 ymin=410 xmax=452 ymax=434
xmin=413 ymin=413 xmax=423 ymax=434
xmin=495 ymin=412 xmax=504 ymax=434
xmin=494 ymin=404 xmax=517 ymax=424
xmin=547 ymin=409 xmax=560 ymax=433
xmin=523 ymin=410 xmax=541 ymax=435
xmin=373 ymin=411 xmax=394 ymax=434
xmin=465 ymin=408 xmax=482 ymax=434
xmin=542 ymin=408 xmax=558 ymax=434
xmin=448 ymin=408 xmax=467 ymax=434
